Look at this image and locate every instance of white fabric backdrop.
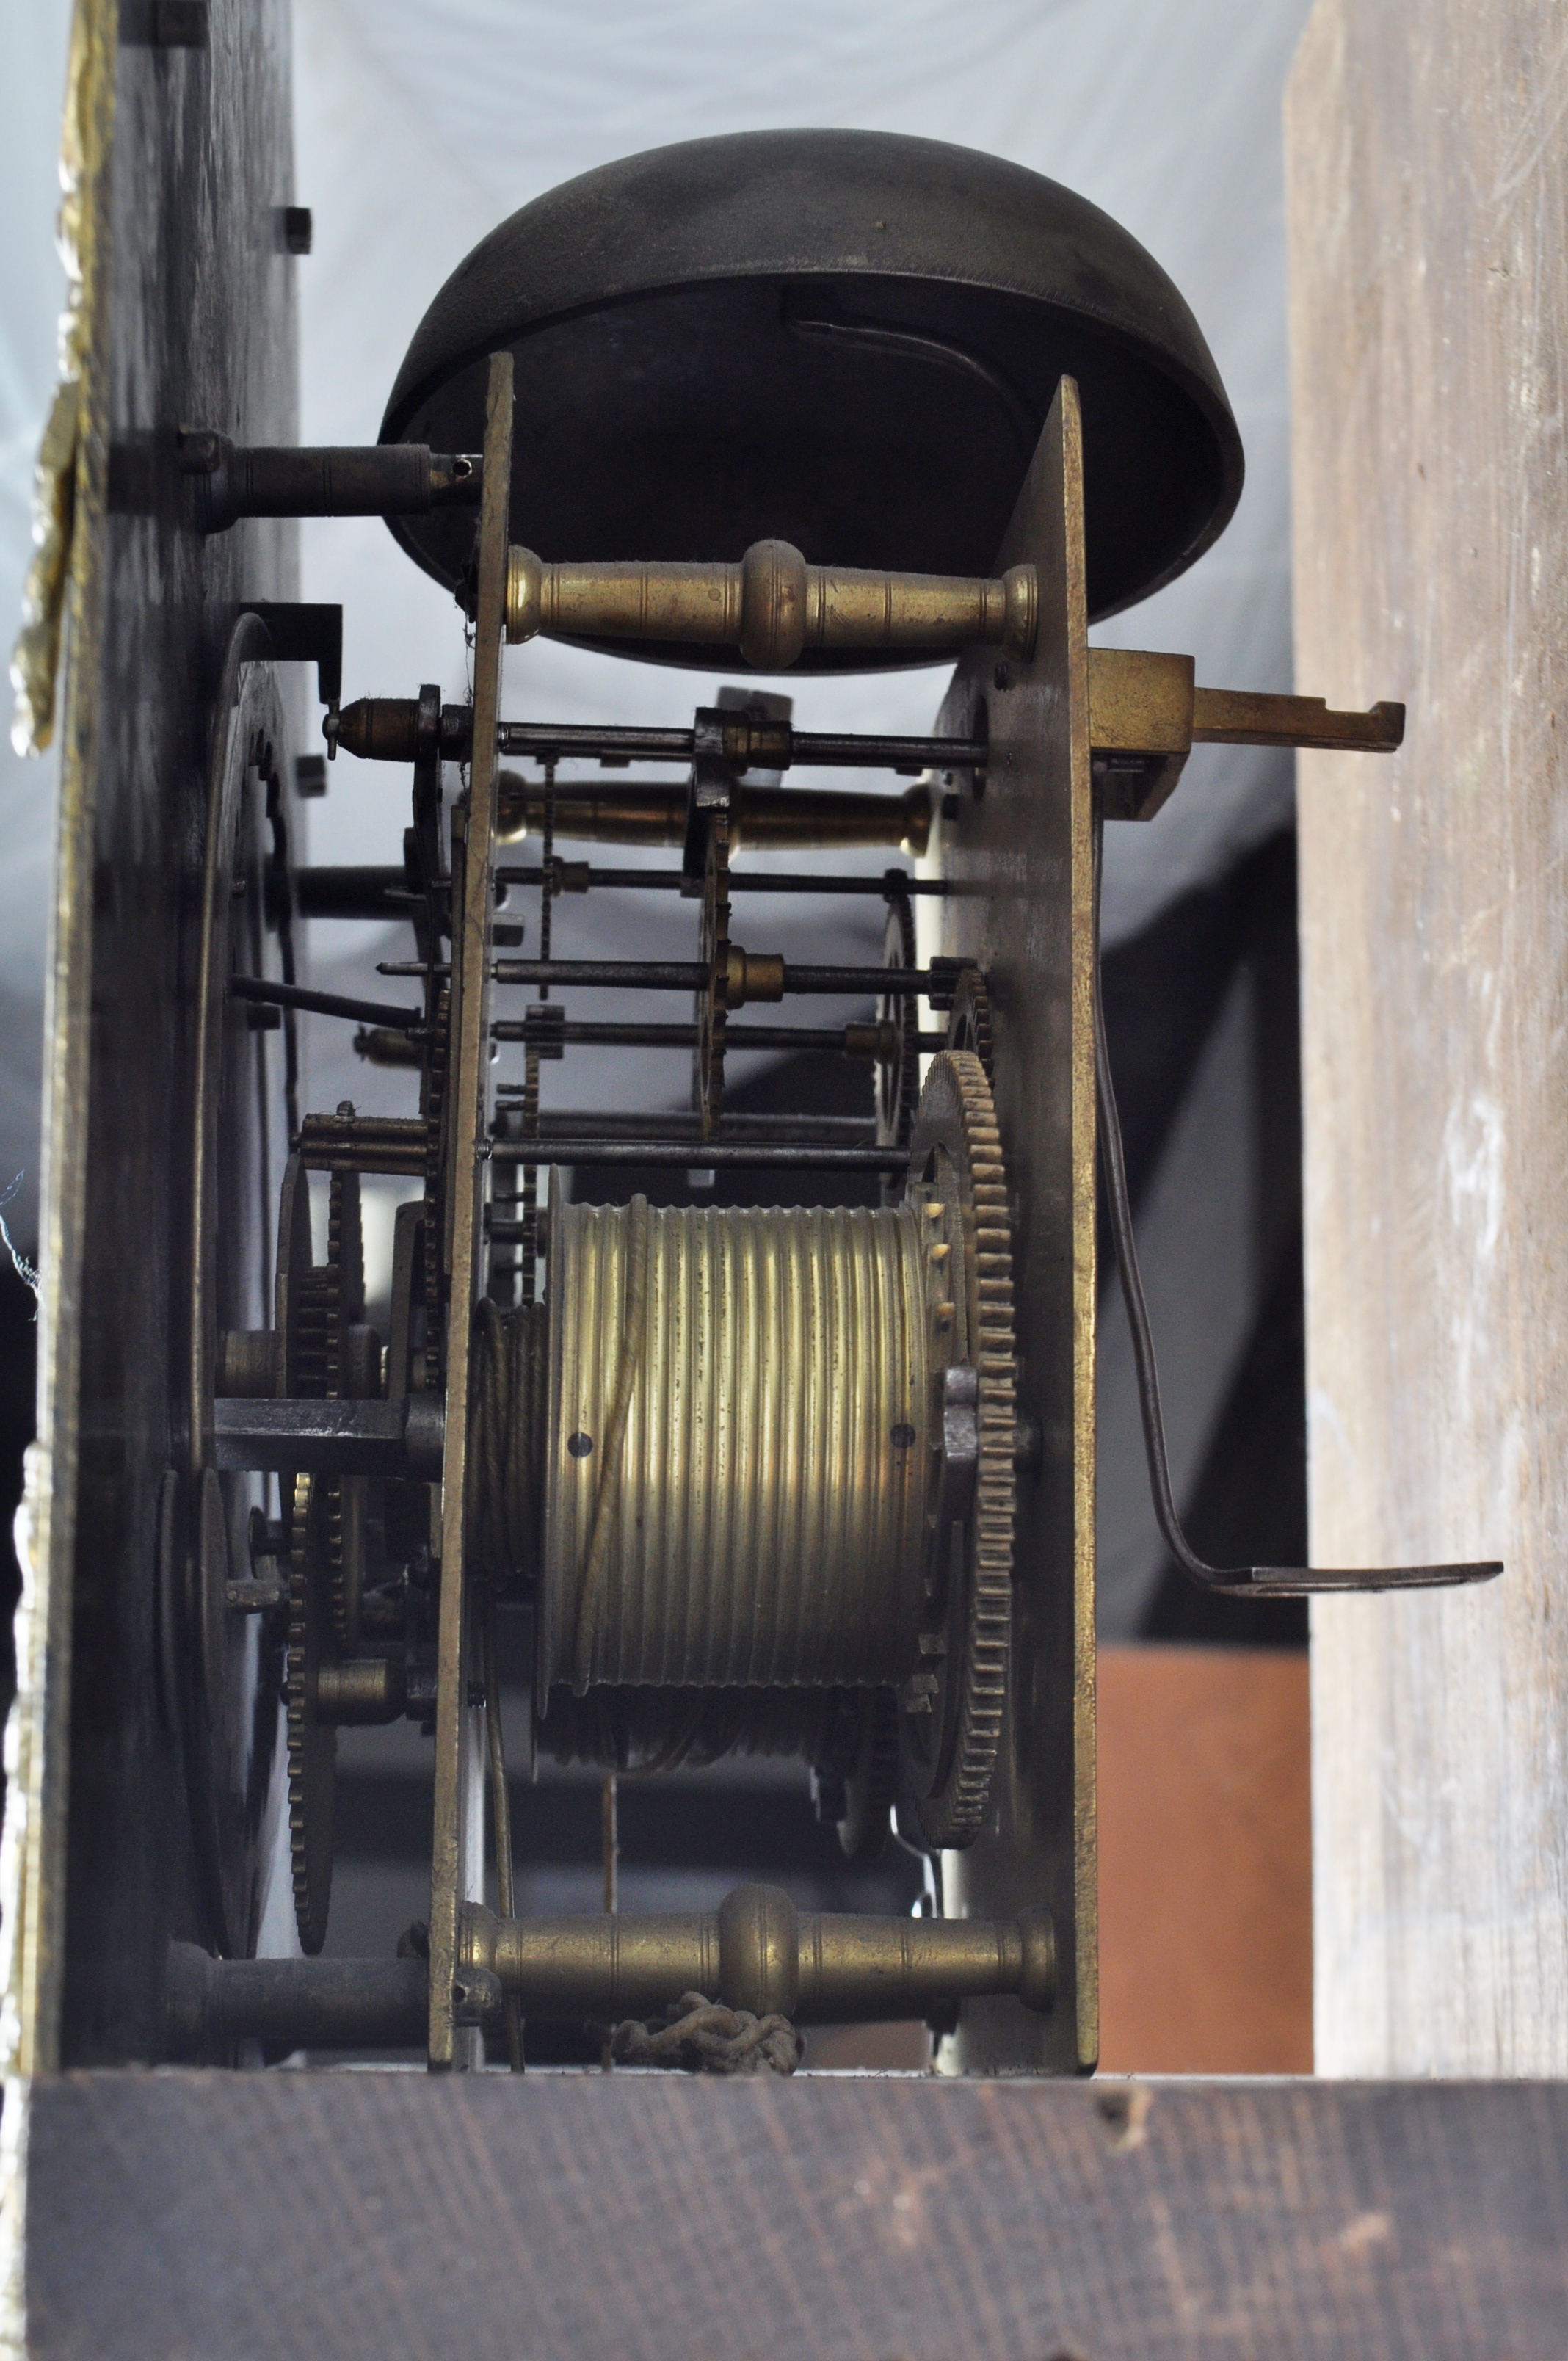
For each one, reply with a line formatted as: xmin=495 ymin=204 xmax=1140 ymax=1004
xmin=0 ymin=0 xmax=78 ymax=1239
xmin=0 ymin=0 xmax=1315 ymax=1219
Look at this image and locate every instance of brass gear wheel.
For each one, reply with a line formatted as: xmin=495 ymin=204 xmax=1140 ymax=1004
xmin=286 ymin=1471 xmax=337 ymax=1954
xmin=899 ymin=1048 xmax=1016 ymax=1849
xmin=945 ymin=965 xmax=994 ymax=1084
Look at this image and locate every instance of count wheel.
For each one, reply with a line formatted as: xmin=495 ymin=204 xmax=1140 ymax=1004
xmin=286 ymin=1471 xmax=338 ymax=1955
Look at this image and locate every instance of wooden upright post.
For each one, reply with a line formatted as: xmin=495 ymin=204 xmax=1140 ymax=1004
xmin=1288 ymin=0 xmax=1568 ymax=2072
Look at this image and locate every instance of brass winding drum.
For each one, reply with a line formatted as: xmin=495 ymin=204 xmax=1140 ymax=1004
xmin=526 ymin=1046 xmax=1017 ymax=1851
xmin=540 ymin=1197 xmax=932 ymax=1692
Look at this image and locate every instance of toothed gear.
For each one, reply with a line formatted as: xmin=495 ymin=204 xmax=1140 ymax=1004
xmin=835 ymin=1687 xmax=901 ymax=1862
xmin=874 ymin=882 xmax=920 ymax=1156
xmin=283 ymin=1161 xmax=367 ymax=1653
xmin=899 ymin=1048 xmax=1016 ymax=1849
xmin=276 ymin=1154 xmax=363 ymax=1941
xmin=694 ymin=811 xmax=732 ymax=1138
xmin=323 ymin=1167 xmax=366 ymax=1650
xmin=945 ymin=966 xmax=994 ymax=1084
xmin=421 ymin=984 xmax=450 ymax=1390
xmin=286 ymin=1470 xmax=337 ymax=1953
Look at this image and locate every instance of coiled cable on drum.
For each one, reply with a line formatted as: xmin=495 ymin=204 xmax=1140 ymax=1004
xmin=469 ymin=1294 xmax=548 ymax=1597
xmin=570 ymin=1192 xmax=651 ymax=1694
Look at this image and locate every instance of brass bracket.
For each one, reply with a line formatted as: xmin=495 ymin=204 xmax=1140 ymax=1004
xmin=1088 ymin=644 xmax=1404 ymax=822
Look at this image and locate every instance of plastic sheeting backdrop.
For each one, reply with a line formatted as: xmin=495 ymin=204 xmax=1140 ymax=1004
xmin=1 ymin=0 xmax=1315 ymax=1650
xmin=1 ymin=0 xmax=1311 ymax=1205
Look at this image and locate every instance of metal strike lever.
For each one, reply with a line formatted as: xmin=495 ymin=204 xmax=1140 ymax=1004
xmin=504 ymin=537 xmax=1039 ymax=668
xmin=460 ymin=1882 xmax=1056 ymax=2025
xmin=1088 ymin=645 xmax=1406 ymax=821
xmin=178 ymin=432 xmax=482 ymax=533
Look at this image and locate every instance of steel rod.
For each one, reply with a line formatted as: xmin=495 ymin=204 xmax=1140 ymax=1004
xmin=293 ymin=866 xmax=415 ymax=919
xmin=493 ymin=1111 xmax=876 ymax=1144
xmin=229 ymin=975 xmax=424 ymax=1030
xmin=492 ymin=1020 xmax=951 ymax=1051
xmin=495 ymin=722 xmax=984 ymax=770
xmin=485 ymin=1139 xmax=907 ymax=1172
xmin=212 ymin=1394 xmax=446 ymax=1477
xmin=491 ymin=959 xmax=947 ymax=995
xmin=164 ymin=1945 xmax=428 ymax=2057
xmin=493 ymin=863 xmax=948 ymax=896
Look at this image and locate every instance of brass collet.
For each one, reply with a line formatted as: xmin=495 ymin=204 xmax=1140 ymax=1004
xmin=722 ymin=946 xmax=785 ymax=1008
xmin=460 ymin=1882 xmax=1056 ymax=2023
xmin=504 ymin=539 xmax=1039 ymax=668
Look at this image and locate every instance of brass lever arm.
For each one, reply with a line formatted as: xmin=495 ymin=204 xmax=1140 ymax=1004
xmin=1087 ymin=646 xmax=1406 ymax=821
xmin=1191 ymin=686 xmax=1405 ymax=751
xmin=1088 ymin=646 xmax=1404 ymax=757
xmin=505 ymin=537 xmax=1038 ymax=668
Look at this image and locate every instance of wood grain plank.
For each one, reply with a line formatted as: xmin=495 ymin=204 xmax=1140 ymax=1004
xmin=23 ymin=2070 xmax=1568 ymax=2359
xmin=1288 ymin=0 xmax=1568 ymax=2071
xmin=12 ymin=0 xmax=301 ymax=2074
